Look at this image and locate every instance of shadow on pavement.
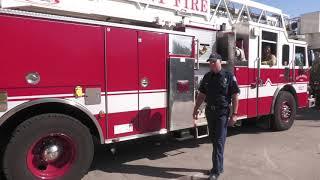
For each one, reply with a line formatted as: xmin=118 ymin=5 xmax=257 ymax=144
xmin=90 ymin=123 xmax=271 ymax=179
xmin=90 ymin=137 xmax=209 ymax=179
xmin=296 ymin=108 xmax=320 ymax=121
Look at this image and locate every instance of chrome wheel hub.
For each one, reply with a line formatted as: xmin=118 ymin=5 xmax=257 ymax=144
xmin=42 ymin=144 xmax=61 ymax=163
xmin=281 ymin=101 xmax=291 ymax=122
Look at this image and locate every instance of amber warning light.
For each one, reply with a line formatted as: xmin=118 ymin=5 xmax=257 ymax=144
xmin=74 ymin=86 xmax=84 ymax=98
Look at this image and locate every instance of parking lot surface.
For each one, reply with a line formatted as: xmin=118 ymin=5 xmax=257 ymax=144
xmin=84 ymin=108 xmax=320 ymax=180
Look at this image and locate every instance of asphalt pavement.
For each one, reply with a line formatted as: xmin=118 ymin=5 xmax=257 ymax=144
xmin=84 ymin=108 xmax=320 ymax=180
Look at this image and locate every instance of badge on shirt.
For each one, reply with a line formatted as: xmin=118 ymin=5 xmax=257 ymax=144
xmin=223 ymin=77 xmax=228 ymax=86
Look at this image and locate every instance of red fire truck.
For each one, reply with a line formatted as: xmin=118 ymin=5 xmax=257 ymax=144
xmin=0 ymin=0 xmax=315 ymax=179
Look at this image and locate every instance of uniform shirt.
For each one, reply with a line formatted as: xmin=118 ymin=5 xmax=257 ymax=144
xmin=198 ymin=69 xmax=240 ymax=108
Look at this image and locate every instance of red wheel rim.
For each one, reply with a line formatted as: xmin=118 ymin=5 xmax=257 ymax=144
xmin=280 ymin=101 xmax=292 ymax=123
xmin=26 ymin=134 xmax=76 ymax=180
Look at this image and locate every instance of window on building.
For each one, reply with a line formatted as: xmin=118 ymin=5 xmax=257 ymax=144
xmin=295 ymin=46 xmax=306 ymax=66
xmin=261 ymin=31 xmax=278 ymax=66
xmin=282 ymin=45 xmax=290 ymax=66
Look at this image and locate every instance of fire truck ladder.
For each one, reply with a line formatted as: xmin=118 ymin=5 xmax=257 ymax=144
xmin=208 ymin=0 xmax=288 ymax=31
xmin=0 ymin=0 xmax=290 ymax=31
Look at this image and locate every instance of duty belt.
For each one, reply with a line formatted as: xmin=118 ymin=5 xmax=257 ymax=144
xmin=206 ymin=105 xmax=224 ymax=111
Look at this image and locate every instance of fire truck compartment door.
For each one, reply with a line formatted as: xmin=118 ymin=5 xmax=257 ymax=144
xmin=138 ymin=31 xmax=167 ymax=133
xmin=169 ymin=58 xmax=195 ymax=131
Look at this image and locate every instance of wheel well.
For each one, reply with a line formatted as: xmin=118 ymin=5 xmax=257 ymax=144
xmin=280 ymin=85 xmax=298 ymax=106
xmin=0 ymin=102 xmax=102 ymax=147
xmin=271 ymin=85 xmax=298 ymax=114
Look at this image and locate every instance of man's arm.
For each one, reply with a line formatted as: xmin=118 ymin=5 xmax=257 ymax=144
xmin=228 ymin=73 xmax=240 ymax=126
xmin=269 ymin=55 xmax=277 ymax=66
xmin=194 ymin=73 xmax=209 ymax=120
xmin=193 ymin=92 xmax=206 ymax=120
xmin=229 ymin=93 xmax=239 ymax=126
xmin=231 ymin=93 xmax=239 ymax=115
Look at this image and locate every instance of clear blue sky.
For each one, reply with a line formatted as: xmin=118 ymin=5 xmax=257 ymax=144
xmin=255 ymin=0 xmax=320 ymax=17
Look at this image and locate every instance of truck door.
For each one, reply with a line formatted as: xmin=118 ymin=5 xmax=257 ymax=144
xmin=280 ymin=44 xmax=294 ymax=84
xmin=138 ymin=31 xmax=167 ymax=133
xmin=106 ymin=27 xmax=139 ymax=139
xmin=293 ymin=45 xmax=309 ymax=108
xmin=257 ymin=30 xmax=279 ymax=116
xmin=106 ymin=28 xmax=167 ymax=139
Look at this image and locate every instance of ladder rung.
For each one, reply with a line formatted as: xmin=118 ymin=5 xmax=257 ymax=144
xmin=195 ymin=121 xmax=208 ymax=126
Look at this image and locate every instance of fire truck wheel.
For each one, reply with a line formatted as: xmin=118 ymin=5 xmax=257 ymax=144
xmin=273 ymin=91 xmax=296 ymax=131
xmin=2 ymin=113 xmax=94 ymax=180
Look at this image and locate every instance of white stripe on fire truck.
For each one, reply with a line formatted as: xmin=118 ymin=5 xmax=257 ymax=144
xmin=1 ymin=84 xmax=308 ymax=118
xmin=106 ymin=89 xmax=167 ymax=95
xmin=107 ymin=90 xmax=139 ymax=95
xmin=107 ymin=93 xmax=138 ymax=113
xmin=1 ymin=96 xmax=107 ymax=117
xmin=66 ymin=97 xmax=106 ymax=115
xmin=139 ymin=89 xmax=167 ymax=93
xmin=139 ymin=92 xmax=167 ymax=110
xmin=238 ymin=83 xmax=308 ymax=99
xmin=107 ymin=92 xmax=167 ymax=114
xmin=7 ymin=93 xmax=74 ymax=100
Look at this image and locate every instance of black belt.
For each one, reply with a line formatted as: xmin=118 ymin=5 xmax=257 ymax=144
xmin=206 ymin=105 xmax=226 ymax=111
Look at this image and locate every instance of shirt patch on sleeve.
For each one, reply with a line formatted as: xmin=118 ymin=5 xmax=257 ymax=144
xmin=233 ymin=76 xmax=238 ymax=82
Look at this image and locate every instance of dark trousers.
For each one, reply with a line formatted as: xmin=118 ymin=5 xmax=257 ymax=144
xmin=205 ymin=106 xmax=229 ymax=175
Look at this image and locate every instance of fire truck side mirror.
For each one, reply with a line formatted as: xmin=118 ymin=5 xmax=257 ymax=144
xmin=308 ymin=49 xmax=315 ymax=67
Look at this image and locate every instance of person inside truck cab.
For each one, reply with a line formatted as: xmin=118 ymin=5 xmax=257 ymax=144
xmin=235 ymin=39 xmax=247 ymax=62
xmin=262 ymin=46 xmax=276 ymax=66
xmin=295 ymin=53 xmax=305 ymax=66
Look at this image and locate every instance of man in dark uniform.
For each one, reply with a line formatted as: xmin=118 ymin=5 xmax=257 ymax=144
xmin=193 ymin=53 xmax=240 ymax=180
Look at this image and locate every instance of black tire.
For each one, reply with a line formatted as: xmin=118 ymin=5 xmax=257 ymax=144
xmin=2 ymin=113 xmax=94 ymax=180
xmin=273 ymin=91 xmax=296 ymax=131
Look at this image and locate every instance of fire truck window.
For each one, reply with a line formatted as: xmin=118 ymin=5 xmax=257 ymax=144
xmin=261 ymin=42 xmax=277 ymax=66
xmin=262 ymin=31 xmax=277 ymax=42
xmin=169 ymin=35 xmax=193 ymax=57
xmin=261 ymin=31 xmax=277 ymax=66
xmin=282 ymin=45 xmax=290 ymax=66
xmin=295 ymin=46 xmax=306 ymax=66
xmin=235 ymin=38 xmax=248 ymax=66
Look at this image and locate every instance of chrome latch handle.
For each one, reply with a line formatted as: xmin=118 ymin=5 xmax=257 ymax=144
xmin=140 ymin=78 xmax=149 ymax=88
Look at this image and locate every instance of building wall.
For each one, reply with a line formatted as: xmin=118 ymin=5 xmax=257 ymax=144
xmin=301 ymin=12 xmax=320 ymax=34
xmin=306 ymin=33 xmax=320 ymax=50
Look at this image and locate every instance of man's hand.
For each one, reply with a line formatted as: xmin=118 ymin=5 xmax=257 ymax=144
xmin=193 ymin=108 xmax=199 ymax=120
xmin=228 ymin=114 xmax=238 ymax=127
xmin=193 ymin=92 xmax=206 ymax=120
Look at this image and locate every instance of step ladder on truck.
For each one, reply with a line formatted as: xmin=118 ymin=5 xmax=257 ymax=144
xmin=0 ymin=0 xmax=315 ymax=179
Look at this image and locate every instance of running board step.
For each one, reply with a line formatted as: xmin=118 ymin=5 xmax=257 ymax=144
xmin=195 ymin=121 xmax=209 ymax=139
